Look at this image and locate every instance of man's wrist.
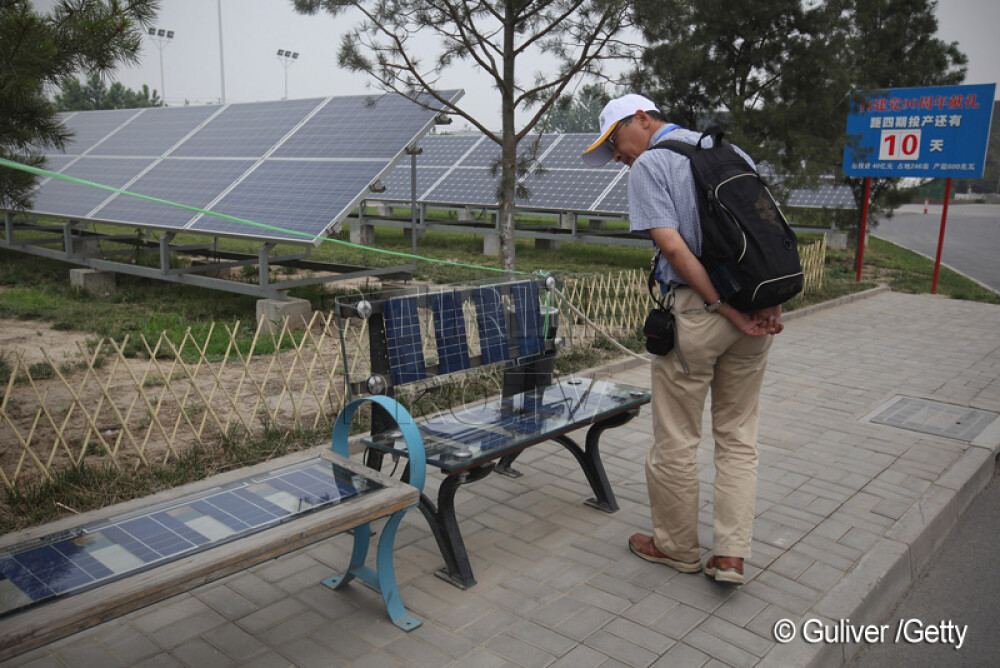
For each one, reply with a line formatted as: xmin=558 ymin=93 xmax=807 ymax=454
xmin=704 ymin=298 xmax=723 ymax=313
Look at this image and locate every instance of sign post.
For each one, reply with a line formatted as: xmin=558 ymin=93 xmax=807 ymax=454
xmin=843 ymin=83 xmax=996 ymax=286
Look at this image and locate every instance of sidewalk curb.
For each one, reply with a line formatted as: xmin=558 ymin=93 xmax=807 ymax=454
xmin=760 ymin=428 xmax=999 ymax=667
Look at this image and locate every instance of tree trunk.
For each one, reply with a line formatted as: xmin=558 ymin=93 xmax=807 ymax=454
xmin=498 ymin=0 xmax=517 ymax=272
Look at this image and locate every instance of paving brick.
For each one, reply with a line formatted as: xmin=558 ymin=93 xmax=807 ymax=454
xmin=603 ymin=617 xmax=674 ymax=654
xmin=148 ymin=608 xmax=228 ymax=649
xmin=202 ymin=624 xmax=268 ymax=664
xmin=651 ymin=641 xmax=710 ymax=667
xmin=699 ymin=616 xmax=773 ymax=657
xmin=169 ymin=638 xmax=235 ymax=668
xmin=713 ymin=591 xmax=770 ymax=627
xmin=51 ymin=641 xmax=126 ymax=668
xmin=485 ymin=633 xmax=557 ymax=668
xmin=650 ymin=603 xmax=710 ymax=639
xmin=195 ymin=585 xmax=261 ymax=621
xmin=549 ymin=644 xmax=610 ymax=668
xmin=554 ymin=606 xmax=617 ymax=641
xmin=509 ymin=620 xmax=578 ymax=657
xmin=683 ymin=628 xmax=761 ymax=667
xmin=583 ymin=630 xmax=658 ymax=667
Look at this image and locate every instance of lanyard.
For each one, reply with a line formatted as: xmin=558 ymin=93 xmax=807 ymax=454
xmin=651 ymin=124 xmax=679 ymax=146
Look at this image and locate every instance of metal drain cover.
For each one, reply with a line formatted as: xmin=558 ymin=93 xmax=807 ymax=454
xmin=868 ymin=397 xmax=998 ymax=442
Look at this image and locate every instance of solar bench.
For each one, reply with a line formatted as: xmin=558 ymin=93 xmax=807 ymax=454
xmin=333 ymin=275 xmax=651 ymax=589
xmin=0 ymin=424 xmax=426 ymax=661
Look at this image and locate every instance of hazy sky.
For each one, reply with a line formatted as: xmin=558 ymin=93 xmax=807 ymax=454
xmin=62 ymin=0 xmax=1000 ymax=131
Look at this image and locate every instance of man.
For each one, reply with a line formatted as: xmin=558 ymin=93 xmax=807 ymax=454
xmin=582 ymin=94 xmax=783 ymax=584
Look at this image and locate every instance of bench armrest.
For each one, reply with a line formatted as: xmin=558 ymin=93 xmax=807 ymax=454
xmin=332 ymin=396 xmax=427 ymax=494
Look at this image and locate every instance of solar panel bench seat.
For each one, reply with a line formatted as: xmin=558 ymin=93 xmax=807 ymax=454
xmin=0 ymin=433 xmax=425 ymax=660
xmin=333 ymin=275 xmax=651 ymax=589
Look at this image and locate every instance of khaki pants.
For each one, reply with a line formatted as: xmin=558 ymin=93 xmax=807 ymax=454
xmin=647 ymin=286 xmax=772 ymax=561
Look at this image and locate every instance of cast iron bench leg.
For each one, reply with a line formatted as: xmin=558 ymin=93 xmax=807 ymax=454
xmin=412 ymin=466 xmax=492 ymax=590
xmin=553 ymin=408 xmax=640 ymax=512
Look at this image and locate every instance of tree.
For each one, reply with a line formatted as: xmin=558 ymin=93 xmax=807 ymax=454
xmin=631 ymin=0 xmax=967 ymax=224
xmin=292 ymin=0 xmax=631 ymax=270
xmin=630 ymin=0 xmax=852 ymax=192
xmin=540 ymin=83 xmax=610 ymax=134
xmin=0 ymin=0 xmax=159 ymax=210
xmin=55 ymin=73 xmax=161 ymax=111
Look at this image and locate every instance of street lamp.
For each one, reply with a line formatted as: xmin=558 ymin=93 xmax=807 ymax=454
xmin=148 ymin=27 xmax=175 ymax=105
xmin=276 ymin=49 xmax=299 ymax=100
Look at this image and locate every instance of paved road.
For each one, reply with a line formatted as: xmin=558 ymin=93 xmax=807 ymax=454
xmin=873 ymin=203 xmax=1000 ymax=292
xmin=851 ymin=461 xmax=1000 ymax=667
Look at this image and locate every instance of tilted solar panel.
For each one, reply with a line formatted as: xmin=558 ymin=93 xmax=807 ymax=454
xmin=28 ymin=91 xmax=463 ymax=244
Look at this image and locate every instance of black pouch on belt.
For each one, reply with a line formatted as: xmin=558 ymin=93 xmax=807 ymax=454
xmin=643 ymin=251 xmax=676 ymax=356
xmin=643 ymin=306 xmax=675 ymax=356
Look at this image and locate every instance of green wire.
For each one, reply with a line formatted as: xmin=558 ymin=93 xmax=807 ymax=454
xmin=0 ymin=156 xmax=556 ymax=335
xmin=0 ymin=157 xmax=540 ymax=277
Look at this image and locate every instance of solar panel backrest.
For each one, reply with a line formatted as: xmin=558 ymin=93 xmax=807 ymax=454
xmin=335 ymin=277 xmax=554 ymax=397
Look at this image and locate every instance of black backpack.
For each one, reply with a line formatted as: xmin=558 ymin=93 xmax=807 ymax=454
xmin=652 ymin=129 xmax=803 ymax=312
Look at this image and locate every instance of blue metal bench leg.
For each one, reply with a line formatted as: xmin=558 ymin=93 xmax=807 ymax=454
xmin=326 ymin=396 xmax=427 ymax=631
xmin=321 ymin=511 xmax=421 ymax=631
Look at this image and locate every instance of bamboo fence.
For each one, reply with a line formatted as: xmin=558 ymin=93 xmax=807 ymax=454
xmin=0 ymin=241 xmax=825 ymax=489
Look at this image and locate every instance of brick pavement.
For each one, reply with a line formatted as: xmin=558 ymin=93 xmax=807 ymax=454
xmin=4 ymin=289 xmax=999 ymax=667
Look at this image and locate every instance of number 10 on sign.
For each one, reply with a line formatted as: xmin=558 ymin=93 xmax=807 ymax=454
xmin=879 ymin=129 xmax=921 ymax=160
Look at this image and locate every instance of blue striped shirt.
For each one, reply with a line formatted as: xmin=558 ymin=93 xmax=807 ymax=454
xmin=628 ymin=127 xmax=755 ymax=289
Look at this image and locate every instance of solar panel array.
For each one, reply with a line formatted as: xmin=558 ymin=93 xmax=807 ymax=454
xmin=379 ymin=134 xmax=852 ymax=215
xmin=379 ymin=132 xmax=629 ymax=214
xmin=29 ymin=92 xmax=462 ymax=243
xmin=0 ymin=458 xmax=378 ymax=616
xmin=786 ymin=184 xmax=857 ymax=210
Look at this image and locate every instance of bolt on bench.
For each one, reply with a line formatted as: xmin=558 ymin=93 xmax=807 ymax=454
xmin=333 ymin=274 xmax=651 ymax=589
xmin=0 ymin=426 xmax=426 ymax=661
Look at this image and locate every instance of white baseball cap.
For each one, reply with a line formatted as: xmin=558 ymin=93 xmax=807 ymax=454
xmin=581 ymin=94 xmax=660 ymax=166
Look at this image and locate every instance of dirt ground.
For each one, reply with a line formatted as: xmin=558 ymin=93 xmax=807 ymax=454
xmin=0 ymin=319 xmax=91 ymax=367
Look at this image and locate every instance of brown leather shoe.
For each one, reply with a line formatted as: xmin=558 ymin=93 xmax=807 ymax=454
xmin=704 ymin=556 xmax=744 ymax=584
xmin=628 ymin=534 xmax=702 ymax=573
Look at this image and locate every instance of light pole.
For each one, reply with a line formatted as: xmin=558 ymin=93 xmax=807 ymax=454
xmin=148 ymin=27 xmax=174 ymax=105
xmin=217 ymin=0 xmax=226 ymax=104
xmin=276 ymin=50 xmax=299 ymax=100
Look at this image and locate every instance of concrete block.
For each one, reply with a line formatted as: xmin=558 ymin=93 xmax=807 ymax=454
xmin=349 ymin=221 xmax=374 ymax=246
xmin=483 ymin=233 xmax=501 ymax=257
xmin=535 ymin=238 xmax=560 ymax=251
xmin=256 ymin=297 xmax=312 ymax=333
xmin=402 ymin=226 xmax=426 ymax=243
xmin=69 ymin=268 xmax=116 ymax=295
xmin=826 ymin=231 xmax=848 ymax=250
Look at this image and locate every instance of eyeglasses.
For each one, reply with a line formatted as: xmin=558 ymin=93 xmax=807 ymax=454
xmin=604 ymin=118 xmax=626 ymax=151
